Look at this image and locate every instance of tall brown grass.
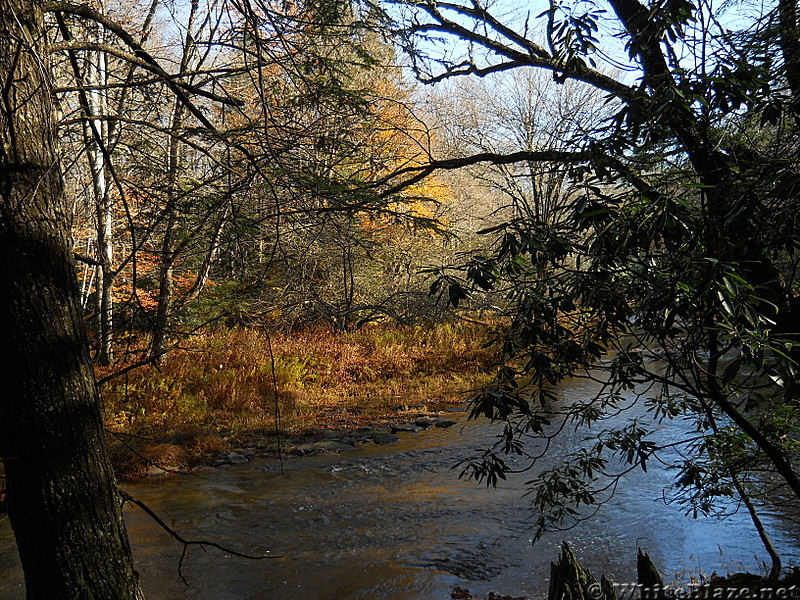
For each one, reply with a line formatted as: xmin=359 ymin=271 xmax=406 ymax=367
xmin=101 ymin=321 xmax=497 ymax=444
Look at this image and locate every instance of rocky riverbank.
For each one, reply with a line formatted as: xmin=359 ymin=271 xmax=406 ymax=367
xmin=110 ymin=405 xmax=461 ymax=479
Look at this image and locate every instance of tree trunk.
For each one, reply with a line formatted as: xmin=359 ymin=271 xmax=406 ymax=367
xmin=150 ymin=209 xmax=177 ymax=365
xmin=149 ymin=102 xmax=183 ymax=365
xmin=0 ymin=2 xmax=144 ymax=598
xmin=150 ymin=3 xmax=196 ymax=365
xmin=85 ymin=43 xmax=115 ymax=366
xmin=178 ymin=207 xmax=228 ymax=308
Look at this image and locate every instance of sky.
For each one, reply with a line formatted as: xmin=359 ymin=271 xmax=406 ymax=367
xmin=387 ymin=0 xmax=774 ymax=89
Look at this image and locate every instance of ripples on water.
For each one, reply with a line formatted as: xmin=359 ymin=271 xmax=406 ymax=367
xmin=1 ymin=387 xmax=799 ymax=600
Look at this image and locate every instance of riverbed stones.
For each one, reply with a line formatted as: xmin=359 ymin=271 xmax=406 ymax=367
xmin=212 ymin=451 xmax=250 ymax=466
xmin=314 ymin=440 xmax=356 ymax=452
xmin=370 ymin=432 xmax=400 ymax=445
xmin=145 ymin=465 xmax=171 ymax=477
xmin=291 ymin=440 xmax=356 ymax=455
xmin=415 ymin=416 xmax=457 ymax=428
xmin=227 ymin=452 xmax=249 ymax=464
xmin=390 ymin=423 xmax=419 ymax=433
xmin=290 ymin=443 xmax=317 ymax=455
xmin=195 ymin=409 xmax=463 ymax=469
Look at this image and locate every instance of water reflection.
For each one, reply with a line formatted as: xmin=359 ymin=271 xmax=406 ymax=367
xmin=0 ymin=387 xmax=798 ymax=600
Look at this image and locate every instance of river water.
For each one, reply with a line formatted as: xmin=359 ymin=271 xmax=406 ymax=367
xmin=1 ymin=376 xmax=799 ymax=599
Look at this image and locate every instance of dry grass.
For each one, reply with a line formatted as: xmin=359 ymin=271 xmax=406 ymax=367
xmin=100 ymin=321 xmax=497 ymax=473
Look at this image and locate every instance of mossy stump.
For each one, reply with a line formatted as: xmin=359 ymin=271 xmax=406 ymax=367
xmin=548 ymin=542 xmax=617 ymax=600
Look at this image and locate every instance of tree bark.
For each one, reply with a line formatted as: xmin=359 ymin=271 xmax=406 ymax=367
xmin=637 ymin=549 xmax=663 ymax=599
xmin=0 ymin=2 xmax=143 ymax=598
xmin=150 ymin=208 xmax=177 ymax=365
xmin=89 ymin=45 xmax=115 ymax=367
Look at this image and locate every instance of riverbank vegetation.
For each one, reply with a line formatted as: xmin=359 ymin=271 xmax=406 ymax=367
xmin=100 ymin=321 xmax=496 ymax=475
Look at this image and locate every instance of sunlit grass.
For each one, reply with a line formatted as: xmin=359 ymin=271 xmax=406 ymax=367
xmin=100 ymin=321 xmax=497 ymax=473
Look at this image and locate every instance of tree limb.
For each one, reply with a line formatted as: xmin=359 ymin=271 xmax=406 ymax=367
xmin=118 ymin=489 xmax=279 ymax=586
xmin=377 ymin=149 xmax=593 ymax=197
xmin=46 ymin=40 xmax=242 ymax=108
xmin=389 ymin=0 xmax=635 ymax=100
xmin=43 ymin=2 xmax=243 ymax=131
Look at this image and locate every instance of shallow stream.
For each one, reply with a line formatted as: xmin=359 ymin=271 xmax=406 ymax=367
xmin=1 ymin=376 xmax=798 ymax=599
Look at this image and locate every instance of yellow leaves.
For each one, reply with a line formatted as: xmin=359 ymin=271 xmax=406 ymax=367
xmin=341 ymin=72 xmax=453 ymax=235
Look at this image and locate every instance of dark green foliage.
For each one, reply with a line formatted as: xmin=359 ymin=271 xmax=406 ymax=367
xmin=391 ymin=0 xmax=800 ymax=547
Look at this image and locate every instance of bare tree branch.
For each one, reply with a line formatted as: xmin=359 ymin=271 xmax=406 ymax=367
xmin=377 ymin=149 xmax=593 ymax=197
xmin=46 ymin=40 xmax=242 ymax=108
xmin=43 ymin=1 xmax=244 ymax=131
xmin=118 ymin=489 xmax=280 ymax=586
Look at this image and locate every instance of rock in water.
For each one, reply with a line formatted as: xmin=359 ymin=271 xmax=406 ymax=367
xmin=390 ymin=423 xmax=418 ymax=433
xmin=371 ymin=432 xmax=400 ymax=445
xmin=290 ymin=443 xmax=319 ymax=455
xmin=415 ymin=416 xmax=434 ymax=428
xmin=414 ymin=415 xmax=457 ymax=428
xmin=313 ymin=441 xmax=355 ymax=452
xmin=226 ymin=452 xmax=249 ymax=464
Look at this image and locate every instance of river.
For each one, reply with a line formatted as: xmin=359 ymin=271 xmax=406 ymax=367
xmin=1 ymin=376 xmax=799 ymax=599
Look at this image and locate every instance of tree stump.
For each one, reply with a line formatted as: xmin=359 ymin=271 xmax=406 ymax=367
xmin=637 ymin=548 xmax=664 ymax=599
xmin=548 ymin=542 xmax=617 ymax=600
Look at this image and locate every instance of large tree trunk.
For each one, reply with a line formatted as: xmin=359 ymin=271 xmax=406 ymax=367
xmin=0 ymin=2 xmax=144 ymax=598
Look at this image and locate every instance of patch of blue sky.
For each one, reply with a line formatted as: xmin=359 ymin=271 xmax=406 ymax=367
xmin=384 ymin=0 xmax=776 ymax=91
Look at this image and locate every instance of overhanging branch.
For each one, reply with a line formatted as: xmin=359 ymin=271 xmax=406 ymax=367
xmin=389 ymin=0 xmax=636 ymax=100
xmin=118 ymin=489 xmax=280 ymax=586
xmin=377 ymin=149 xmax=593 ymax=197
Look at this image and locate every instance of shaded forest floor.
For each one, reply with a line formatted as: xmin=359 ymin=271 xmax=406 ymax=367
xmin=99 ymin=321 xmax=498 ymax=478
